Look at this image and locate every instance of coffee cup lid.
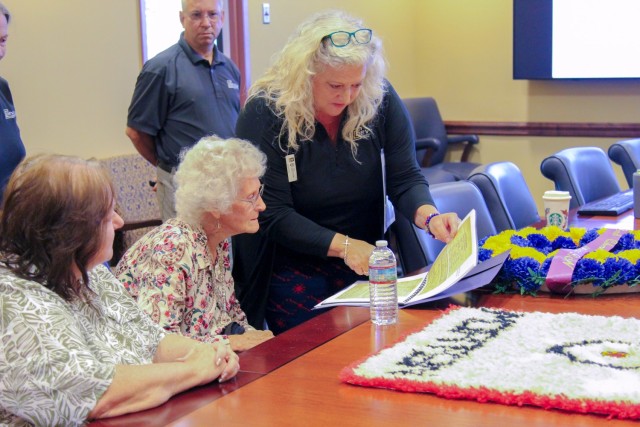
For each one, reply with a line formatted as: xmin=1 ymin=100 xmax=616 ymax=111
xmin=543 ymin=190 xmax=571 ymax=200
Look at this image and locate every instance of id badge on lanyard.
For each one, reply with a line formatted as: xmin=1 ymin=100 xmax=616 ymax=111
xmin=285 ymin=154 xmax=297 ymax=182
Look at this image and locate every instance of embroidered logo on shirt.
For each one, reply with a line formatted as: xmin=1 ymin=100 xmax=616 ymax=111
xmin=3 ymin=109 xmax=16 ymax=119
xmin=227 ymin=80 xmax=239 ymax=90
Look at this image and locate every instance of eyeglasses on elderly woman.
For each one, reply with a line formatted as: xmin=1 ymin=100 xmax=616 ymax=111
xmin=322 ymin=28 xmax=372 ymax=47
xmin=238 ymin=183 xmax=265 ymax=209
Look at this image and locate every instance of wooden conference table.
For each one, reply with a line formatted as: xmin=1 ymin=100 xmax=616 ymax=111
xmin=90 ymin=210 xmax=640 ymax=427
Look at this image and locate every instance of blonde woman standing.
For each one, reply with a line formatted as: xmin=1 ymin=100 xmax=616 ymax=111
xmin=232 ymin=10 xmax=461 ymax=334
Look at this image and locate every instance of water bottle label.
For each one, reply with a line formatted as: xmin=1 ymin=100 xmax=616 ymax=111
xmin=369 ymin=266 xmax=396 ymax=284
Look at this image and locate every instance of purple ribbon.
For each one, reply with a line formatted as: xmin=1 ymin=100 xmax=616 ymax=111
xmin=545 ymin=228 xmax=625 ymax=294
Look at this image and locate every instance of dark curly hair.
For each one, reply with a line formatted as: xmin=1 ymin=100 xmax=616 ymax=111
xmin=0 ymin=154 xmax=115 ymax=301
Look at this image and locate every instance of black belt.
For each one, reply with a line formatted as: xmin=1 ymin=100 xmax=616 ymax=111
xmin=157 ymin=160 xmax=175 ymax=173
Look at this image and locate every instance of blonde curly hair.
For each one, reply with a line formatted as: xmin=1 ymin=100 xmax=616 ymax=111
xmin=247 ymin=10 xmax=387 ymax=156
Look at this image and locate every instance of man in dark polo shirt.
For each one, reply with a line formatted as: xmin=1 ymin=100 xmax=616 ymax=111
xmin=126 ymin=0 xmax=240 ymax=220
xmin=0 ymin=2 xmax=25 ymax=202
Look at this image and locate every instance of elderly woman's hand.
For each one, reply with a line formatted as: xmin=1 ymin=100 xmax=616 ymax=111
xmin=228 ymin=329 xmax=274 ymax=352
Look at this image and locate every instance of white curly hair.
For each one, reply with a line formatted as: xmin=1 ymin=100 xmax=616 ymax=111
xmin=174 ymin=135 xmax=267 ymax=226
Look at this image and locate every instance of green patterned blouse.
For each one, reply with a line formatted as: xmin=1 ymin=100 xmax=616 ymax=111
xmin=0 ymin=264 xmax=166 ymax=426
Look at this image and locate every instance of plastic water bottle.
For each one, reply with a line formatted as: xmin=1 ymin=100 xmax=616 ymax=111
xmin=368 ymin=240 xmax=398 ymax=325
xmin=634 ymin=170 xmax=640 ymax=219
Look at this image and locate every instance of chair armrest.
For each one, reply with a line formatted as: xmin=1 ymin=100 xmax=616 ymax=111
xmin=120 ymin=218 xmax=163 ymax=232
xmin=447 ymin=134 xmax=479 ymax=145
xmin=415 ymin=137 xmax=442 ymax=151
xmin=447 ymin=134 xmax=479 ymax=162
xmin=111 ymin=218 xmax=162 ymax=267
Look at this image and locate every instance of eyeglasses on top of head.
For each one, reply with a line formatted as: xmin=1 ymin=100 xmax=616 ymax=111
xmin=322 ymin=28 xmax=372 ymax=48
xmin=238 ymin=183 xmax=264 ymax=209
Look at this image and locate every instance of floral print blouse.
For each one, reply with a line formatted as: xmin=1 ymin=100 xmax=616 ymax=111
xmin=0 ymin=264 xmax=166 ymax=426
xmin=115 ymin=218 xmax=253 ymax=343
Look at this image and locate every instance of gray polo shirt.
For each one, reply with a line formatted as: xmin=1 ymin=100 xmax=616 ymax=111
xmin=127 ymin=32 xmax=241 ymax=167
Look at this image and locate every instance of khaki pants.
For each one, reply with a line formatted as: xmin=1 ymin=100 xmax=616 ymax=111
xmin=156 ymin=166 xmax=177 ymax=221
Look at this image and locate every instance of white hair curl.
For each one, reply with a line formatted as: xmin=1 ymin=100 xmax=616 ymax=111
xmin=174 ymin=135 xmax=266 ymax=225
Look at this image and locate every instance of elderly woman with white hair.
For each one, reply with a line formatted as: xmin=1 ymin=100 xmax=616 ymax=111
xmin=116 ymin=136 xmax=274 ymax=351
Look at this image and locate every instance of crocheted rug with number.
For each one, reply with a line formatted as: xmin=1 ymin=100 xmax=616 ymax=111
xmin=339 ymin=307 xmax=640 ymax=420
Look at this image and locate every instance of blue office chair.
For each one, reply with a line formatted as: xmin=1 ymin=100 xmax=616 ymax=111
xmin=540 ymin=147 xmax=620 ymax=209
xmin=406 ymin=181 xmax=497 ymax=264
xmin=468 ymin=161 xmax=540 ymax=232
xmin=402 ymin=97 xmax=480 ymax=184
xmin=608 ymin=139 xmax=640 ymax=188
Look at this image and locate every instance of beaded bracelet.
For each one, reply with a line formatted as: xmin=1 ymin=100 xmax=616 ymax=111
xmin=343 ymin=235 xmax=350 ymax=264
xmin=424 ymin=212 xmax=440 ymax=239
